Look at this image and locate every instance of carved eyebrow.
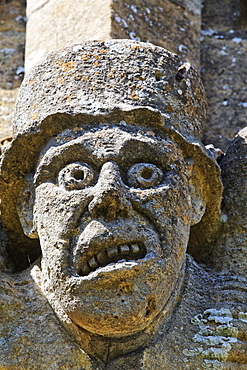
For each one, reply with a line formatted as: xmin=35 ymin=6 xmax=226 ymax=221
xmin=118 ymin=137 xmax=180 ymax=167
xmin=34 ymin=142 xmax=98 ymax=186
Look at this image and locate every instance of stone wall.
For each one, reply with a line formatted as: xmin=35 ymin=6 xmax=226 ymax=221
xmin=0 ymin=0 xmax=26 ymax=143
xmin=0 ymin=0 xmax=247 ymax=149
xmin=201 ymin=0 xmax=247 ymax=151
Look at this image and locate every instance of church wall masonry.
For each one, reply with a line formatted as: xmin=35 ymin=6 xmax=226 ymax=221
xmin=0 ymin=0 xmax=26 ymax=144
xmin=1 ymin=1 xmax=247 ymax=151
xmin=201 ymin=0 xmax=247 ymax=151
xmin=0 ymin=1 xmax=247 ymax=369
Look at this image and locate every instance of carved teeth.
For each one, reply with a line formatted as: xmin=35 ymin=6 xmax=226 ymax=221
xmin=119 ymin=244 xmax=130 ymax=255
xmin=107 ymin=246 xmax=118 ymax=259
xmin=131 ymin=243 xmax=140 ymax=255
xmin=96 ymin=250 xmax=107 ymax=265
xmin=77 ymin=242 xmax=146 ymax=276
xmin=88 ymin=255 xmax=99 ymax=269
xmin=79 ymin=264 xmax=91 ymax=276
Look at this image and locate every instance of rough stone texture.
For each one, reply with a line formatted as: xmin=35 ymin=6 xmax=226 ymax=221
xmin=0 ymin=264 xmax=95 ymax=370
xmin=0 ymin=0 xmax=26 ymax=141
xmin=201 ymin=0 xmax=247 ymax=151
xmin=0 ymin=41 xmax=221 ymax=272
xmin=1 ymin=257 xmax=247 ymax=369
xmin=0 ymin=0 xmax=26 ymax=89
xmin=201 ymin=0 xmax=247 ymax=32
xmin=0 ymin=88 xmax=18 ymax=142
xmin=25 ymin=0 xmax=112 ymax=72
xmin=4 ymin=41 xmax=245 ymax=369
xmin=213 ymin=127 xmax=247 ymax=277
xmin=201 ymin=31 xmax=247 ymax=151
xmin=0 ymin=1 xmax=246 ymax=368
xmin=110 ymin=0 xmax=201 ymax=70
xmin=25 ymin=0 xmax=201 ymax=71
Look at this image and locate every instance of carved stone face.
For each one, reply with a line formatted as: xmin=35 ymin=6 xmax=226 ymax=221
xmin=29 ymin=123 xmax=203 ymax=337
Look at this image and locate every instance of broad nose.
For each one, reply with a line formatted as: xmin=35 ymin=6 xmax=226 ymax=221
xmin=88 ymin=161 xmax=132 ymax=220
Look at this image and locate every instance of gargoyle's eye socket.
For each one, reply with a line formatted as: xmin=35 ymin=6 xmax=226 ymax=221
xmin=127 ymin=163 xmax=163 ymax=189
xmin=58 ymin=162 xmax=95 ymax=190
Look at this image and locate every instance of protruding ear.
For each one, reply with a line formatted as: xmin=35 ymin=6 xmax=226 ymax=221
xmin=16 ymin=174 xmax=38 ymax=239
xmin=189 ymin=166 xmax=207 ymax=226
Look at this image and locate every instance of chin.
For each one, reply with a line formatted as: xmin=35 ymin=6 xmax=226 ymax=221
xmin=42 ymin=252 xmax=180 ymax=337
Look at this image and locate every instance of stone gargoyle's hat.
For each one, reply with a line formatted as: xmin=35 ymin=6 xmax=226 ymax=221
xmin=0 ymin=40 xmax=223 ymax=271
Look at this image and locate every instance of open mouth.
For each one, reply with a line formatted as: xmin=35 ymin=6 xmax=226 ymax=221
xmin=77 ymin=242 xmax=146 ymax=276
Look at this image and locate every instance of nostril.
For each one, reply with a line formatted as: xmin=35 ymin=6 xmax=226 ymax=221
xmin=88 ymin=193 xmax=132 ymax=220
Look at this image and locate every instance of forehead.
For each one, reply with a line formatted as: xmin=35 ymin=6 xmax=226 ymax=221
xmin=34 ymin=124 xmax=185 ymax=185
xmin=37 ymin=125 xmax=183 ymax=163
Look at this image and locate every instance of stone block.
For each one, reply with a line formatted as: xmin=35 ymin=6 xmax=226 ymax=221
xmin=111 ymin=0 xmax=201 ymax=69
xmin=0 ymin=0 xmax=26 ymax=89
xmin=214 ymin=127 xmax=247 ymax=276
xmin=25 ymin=0 xmax=112 ymax=71
xmin=202 ymin=0 xmax=247 ymax=32
xmin=25 ymin=0 xmax=201 ymax=71
xmin=0 ymin=0 xmax=26 ymax=141
xmin=0 ymin=88 xmax=18 ymax=141
xmin=201 ymin=31 xmax=247 ymax=151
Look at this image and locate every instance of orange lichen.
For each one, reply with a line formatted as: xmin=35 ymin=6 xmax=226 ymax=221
xmin=57 ymin=77 xmax=65 ymax=84
xmin=145 ymin=131 xmax=155 ymax=137
xmin=118 ymin=282 xmax=133 ymax=295
xmin=61 ymin=61 xmax=74 ymax=72
xmin=167 ymin=105 xmax=173 ymax=113
xmin=65 ymin=95 xmax=75 ymax=102
xmin=129 ymin=93 xmax=139 ymax=100
xmin=31 ymin=112 xmax=38 ymax=120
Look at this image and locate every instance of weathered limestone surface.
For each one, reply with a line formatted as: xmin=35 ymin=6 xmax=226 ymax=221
xmin=0 ymin=264 xmax=94 ymax=370
xmin=201 ymin=0 xmax=247 ymax=151
xmin=1 ymin=258 xmax=247 ymax=369
xmin=111 ymin=0 xmax=201 ymax=69
xmin=25 ymin=0 xmax=112 ymax=72
xmin=1 ymin=40 xmax=246 ymax=368
xmin=0 ymin=89 xmax=18 ymax=143
xmin=0 ymin=0 xmax=26 ymax=89
xmin=0 ymin=0 xmax=26 ymax=141
xmin=214 ymin=127 xmax=247 ymax=277
xmin=25 ymin=0 xmax=201 ymax=71
xmin=201 ymin=31 xmax=247 ymax=151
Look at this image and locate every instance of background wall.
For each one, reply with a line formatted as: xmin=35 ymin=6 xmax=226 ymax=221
xmin=0 ymin=0 xmax=246 ymax=151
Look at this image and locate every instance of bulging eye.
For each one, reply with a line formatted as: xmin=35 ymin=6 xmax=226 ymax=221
xmin=127 ymin=163 xmax=163 ymax=189
xmin=58 ymin=162 xmax=94 ymax=190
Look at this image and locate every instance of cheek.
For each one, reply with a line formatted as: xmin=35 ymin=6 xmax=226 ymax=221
xmin=34 ymin=184 xmax=91 ymax=242
xmin=130 ymin=185 xmax=191 ymax=229
xmin=130 ymin=185 xmax=191 ymax=260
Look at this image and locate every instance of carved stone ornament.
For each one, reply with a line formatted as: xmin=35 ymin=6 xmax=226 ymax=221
xmin=1 ymin=41 xmax=245 ymax=369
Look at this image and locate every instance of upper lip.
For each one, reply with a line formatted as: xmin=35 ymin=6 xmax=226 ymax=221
xmin=75 ymin=241 xmax=146 ymax=276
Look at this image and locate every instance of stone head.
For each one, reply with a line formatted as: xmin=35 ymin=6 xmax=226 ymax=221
xmin=0 ymin=40 xmax=222 ymax=357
